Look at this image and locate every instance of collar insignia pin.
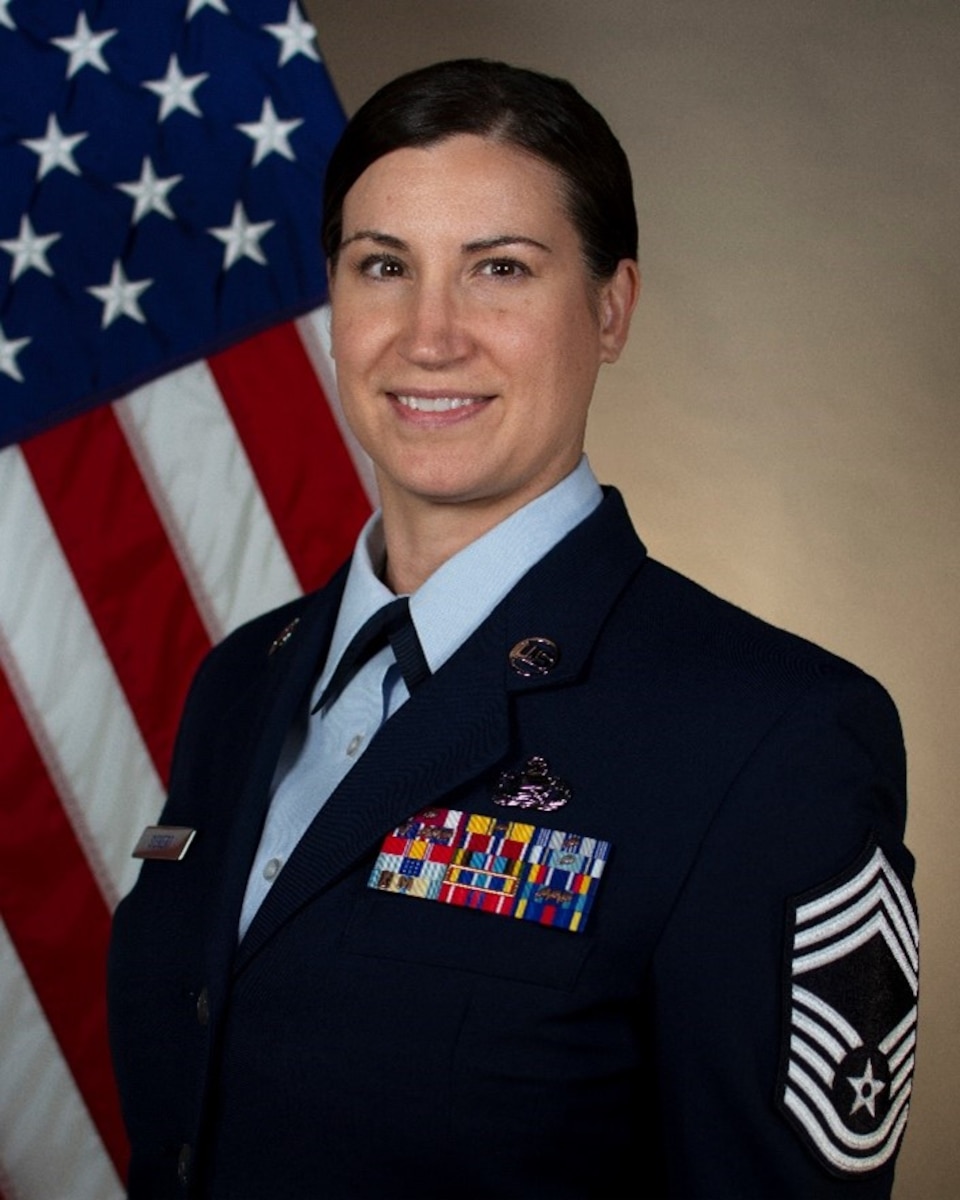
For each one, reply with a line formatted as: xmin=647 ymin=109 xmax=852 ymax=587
xmin=494 ymin=755 xmax=571 ymax=812
xmin=268 ymin=618 xmax=300 ymax=656
xmin=508 ymin=636 xmax=560 ymax=677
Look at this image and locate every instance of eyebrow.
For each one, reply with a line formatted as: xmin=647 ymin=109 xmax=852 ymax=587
xmin=339 ymin=230 xmax=552 ymax=255
xmin=339 ymin=230 xmax=407 ymax=252
xmin=463 ymin=234 xmax=552 ymax=254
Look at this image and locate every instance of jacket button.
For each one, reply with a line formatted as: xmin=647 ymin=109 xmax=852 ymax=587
xmin=196 ymin=987 xmax=210 ymax=1026
xmin=177 ymin=1142 xmax=192 ymax=1187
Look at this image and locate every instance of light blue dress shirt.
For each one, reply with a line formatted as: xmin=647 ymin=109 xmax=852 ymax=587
xmin=238 ymin=456 xmax=602 ymax=936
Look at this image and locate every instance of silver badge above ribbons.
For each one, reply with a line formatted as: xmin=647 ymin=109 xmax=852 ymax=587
xmin=494 ymin=756 xmax=571 ymax=812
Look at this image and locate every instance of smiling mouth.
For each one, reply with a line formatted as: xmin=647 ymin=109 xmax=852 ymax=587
xmin=393 ymin=394 xmax=492 ymax=413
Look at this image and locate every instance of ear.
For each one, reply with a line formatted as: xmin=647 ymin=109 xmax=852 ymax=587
xmin=597 ymin=259 xmax=640 ymax=363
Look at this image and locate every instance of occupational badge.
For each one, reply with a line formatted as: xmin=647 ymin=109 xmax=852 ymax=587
xmin=368 ymin=806 xmax=611 ymax=933
xmin=777 ymin=842 xmax=919 ymax=1175
xmin=493 ymin=755 xmax=571 ymax=812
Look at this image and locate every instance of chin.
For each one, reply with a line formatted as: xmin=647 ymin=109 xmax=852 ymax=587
xmin=387 ymin=459 xmax=491 ymax=504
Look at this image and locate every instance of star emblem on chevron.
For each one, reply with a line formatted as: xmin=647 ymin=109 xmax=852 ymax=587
xmin=0 ymin=0 xmax=342 ymax=445
xmin=847 ymin=1056 xmax=886 ymax=1119
xmin=778 ymin=842 xmax=919 ymax=1175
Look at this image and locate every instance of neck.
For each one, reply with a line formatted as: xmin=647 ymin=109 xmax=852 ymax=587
xmin=378 ymin=499 xmax=507 ymax=595
xmin=374 ymin=457 xmax=588 ymax=594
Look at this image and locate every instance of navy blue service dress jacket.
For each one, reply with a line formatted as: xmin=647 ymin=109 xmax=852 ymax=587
xmin=108 ymin=488 xmax=917 ymax=1199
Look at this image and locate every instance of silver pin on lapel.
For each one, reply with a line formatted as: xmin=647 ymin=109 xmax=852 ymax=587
xmin=268 ymin=618 xmax=299 ymax=655
xmin=508 ymin=636 xmax=560 ymax=677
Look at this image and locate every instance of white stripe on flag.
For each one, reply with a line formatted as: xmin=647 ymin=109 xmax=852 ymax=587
xmin=116 ymin=359 xmax=303 ymax=644
xmin=0 ymin=446 xmax=165 ymax=903
xmin=0 ymin=920 xmax=123 ymax=1200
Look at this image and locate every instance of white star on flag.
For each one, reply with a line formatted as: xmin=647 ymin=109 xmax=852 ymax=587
xmin=209 ymin=201 xmax=276 ymax=269
xmin=51 ymin=12 xmax=118 ymax=78
xmin=1 ymin=215 xmax=62 ymax=281
xmin=0 ymin=323 xmax=31 ymax=382
xmin=20 ymin=113 xmax=88 ymax=180
xmin=0 ymin=0 xmax=14 ymax=31
xmin=116 ymin=157 xmax=183 ymax=222
xmin=264 ymin=2 xmax=320 ymax=65
xmin=237 ymin=97 xmax=303 ymax=166
xmin=187 ymin=0 xmax=230 ymax=15
xmin=143 ymin=54 xmax=209 ymax=121
xmin=87 ymin=260 xmax=153 ymax=328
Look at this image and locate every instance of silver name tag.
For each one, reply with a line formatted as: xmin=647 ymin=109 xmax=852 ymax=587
xmin=132 ymin=825 xmax=197 ymax=861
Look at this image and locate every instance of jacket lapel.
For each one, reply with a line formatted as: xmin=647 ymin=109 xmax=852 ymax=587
xmin=503 ymin=487 xmax=646 ymax=694
xmin=234 ymin=609 xmax=513 ymax=969
xmin=199 ymin=579 xmax=345 ymax=980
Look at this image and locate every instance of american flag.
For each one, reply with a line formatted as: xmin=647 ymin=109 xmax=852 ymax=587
xmin=0 ymin=3 xmax=372 ymax=1195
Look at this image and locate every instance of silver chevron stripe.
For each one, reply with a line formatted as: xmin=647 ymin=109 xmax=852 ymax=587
xmin=782 ymin=846 xmax=919 ymax=1174
xmin=793 ymin=848 xmax=918 ymax=987
xmin=784 ymin=1079 xmax=913 ymax=1174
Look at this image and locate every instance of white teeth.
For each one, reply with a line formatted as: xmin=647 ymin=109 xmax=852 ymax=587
xmin=395 ymin=395 xmax=480 ymax=413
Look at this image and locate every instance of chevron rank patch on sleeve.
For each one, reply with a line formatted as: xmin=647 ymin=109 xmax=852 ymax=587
xmin=778 ymin=842 xmax=919 ymax=1176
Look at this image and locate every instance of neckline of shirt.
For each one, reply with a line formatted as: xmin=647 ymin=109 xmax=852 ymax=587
xmin=313 ymin=455 xmax=603 ymax=704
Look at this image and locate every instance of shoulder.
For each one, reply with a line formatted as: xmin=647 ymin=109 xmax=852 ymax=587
xmin=541 ymin=490 xmax=902 ymax=766
xmin=568 ymin=488 xmax=890 ymax=703
xmin=597 ymin=554 xmax=905 ymax=804
xmin=625 ymin=554 xmax=895 ymax=702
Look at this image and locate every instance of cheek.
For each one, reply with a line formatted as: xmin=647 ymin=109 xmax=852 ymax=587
xmin=327 ymin=326 xmax=372 ymax=432
xmin=529 ymin=310 xmax=600 ymax=386
xmin=487 ymin=303 xmax=576 ymax=370
xmin=329 ymin=283 xmax=387 ymax=351
xmin=329 ymin=313 xmax=381 ymax=383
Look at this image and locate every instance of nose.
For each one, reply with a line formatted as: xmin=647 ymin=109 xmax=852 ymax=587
xmin=397 ymin=276 xmax=472 ymax=368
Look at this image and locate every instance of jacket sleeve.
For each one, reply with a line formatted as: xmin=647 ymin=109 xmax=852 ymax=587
xmin=649 ymin=668 xmax=916 ymax=1199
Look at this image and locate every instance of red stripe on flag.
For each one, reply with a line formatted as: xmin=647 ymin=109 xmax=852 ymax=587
xmin=209 ymin=322 xmax=371 ymax=593
xmin=22 ymin=407 xmax=212 ymax=785
xmin=0 ymin=666 xmax=129 ymax=1178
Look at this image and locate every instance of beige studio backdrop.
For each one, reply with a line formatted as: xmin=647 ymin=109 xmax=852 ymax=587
xmin=304 ymin=1 xmax=959 ymax=1195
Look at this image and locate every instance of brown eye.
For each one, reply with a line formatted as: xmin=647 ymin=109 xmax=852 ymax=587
xmin=478 ymin=258 xmax=530 ymax=279
xmin=359 ymin=254 xmax=406 ymax=279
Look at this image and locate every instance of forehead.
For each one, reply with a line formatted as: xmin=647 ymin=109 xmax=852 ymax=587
xmin=341 ymin=134 xmax=574 ymax=240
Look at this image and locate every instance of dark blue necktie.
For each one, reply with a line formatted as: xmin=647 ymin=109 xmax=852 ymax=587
xmin=313 ymin=596 xmax=430 ymax=712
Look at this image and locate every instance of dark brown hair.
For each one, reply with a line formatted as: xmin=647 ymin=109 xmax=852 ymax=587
xmin=322 ymin=58 xmax=638 ymax=281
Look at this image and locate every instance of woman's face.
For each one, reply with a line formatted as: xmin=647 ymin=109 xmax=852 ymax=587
xmin=328 ymin=134 xmax=637 ymax=525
